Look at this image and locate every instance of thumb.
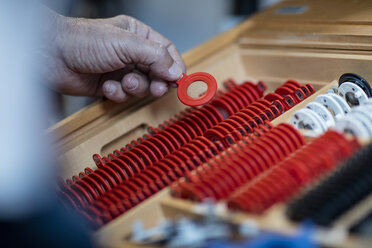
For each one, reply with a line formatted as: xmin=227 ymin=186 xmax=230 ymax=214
xmin=118 ymin=33 xmax=183 ymax=82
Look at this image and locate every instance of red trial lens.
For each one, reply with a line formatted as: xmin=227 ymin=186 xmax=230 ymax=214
xmin=175 ymin=72 xmax=217 ymax=107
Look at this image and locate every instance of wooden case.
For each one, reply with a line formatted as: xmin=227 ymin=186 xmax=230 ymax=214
xmin=49 ymin=1 xmax=372 ymax=247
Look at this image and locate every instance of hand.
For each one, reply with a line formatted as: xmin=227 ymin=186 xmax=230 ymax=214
xmin=40 ymin=10 xmax=186 ymax=103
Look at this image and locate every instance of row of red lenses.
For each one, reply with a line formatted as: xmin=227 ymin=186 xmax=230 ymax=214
xmin=263 ymin=80 xmax=315 ymax=111
xmin=227 ymin=130 xmax=360 ymax=214
xmin=57 ymin=78 xmax=315 ymax=227
xmin=203 ymin=81 xmax=314 ymax=147
xmin=58 ymin=80 xmax=267 ymax=209
xmin=203 ymin=100 xmax=279 ymax=147
xmin=143 ymin=79 xmax=266 ymax=136
xmin=172 ymin=123 xmax=306 ymax=202
xmin=210 ymin=80 xmax=266 ymax=117
xmin=75 ymin=137 xmax=223 ymax=228
xmin=274 ymin=80 xmax=315 ymax=104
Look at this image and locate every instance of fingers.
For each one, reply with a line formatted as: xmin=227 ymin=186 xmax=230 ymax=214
xmin=111 ymin=15 xmax=186 ymax=79
xmin=122 ymin=71 xmax=169 ymax=98
xmin=97 ymin=16 xmax=186 ymax=101
xmin=102 ymin=80 xmax=128 ymax=103
xmin=100 ymin=67 xmax=169 ymax=102
xmin=139 ymin=25 xmax=186 ymax=74
xmin=121 ymin=71 xmax=150 ymax=97
xmin=145 ymin=28 xmax=186 ymax=74
xmin=166 ymin=43 xmax=186 ymax=73
xmin=120 ymin=34 xmax=183 ymax=82
xmin=111 ymin=15 xmax=185 ymax=73
xmin=150 ymin=79 xmax=169 ymax=97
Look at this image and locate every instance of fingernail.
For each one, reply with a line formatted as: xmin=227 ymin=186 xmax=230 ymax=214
xmin=159 ymin=85 xmax=168 ymax=96
xmin=127 ymin=77 xmax=139 ymax=90
xmin=157 ymin=84 xmax=168 ymax=96
xmin=104 ymin=82 xmax=116 ymax=95
xmin=170 ymin=82 xmax=178 ymax=88
xmin=168 ymin=62 xmax=183 ymax=80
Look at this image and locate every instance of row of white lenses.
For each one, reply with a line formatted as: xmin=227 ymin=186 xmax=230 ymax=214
xmin=335 ymin=102 xmax=372 ymax=139
xmin=290 ymin=83 xmax=372 ymax=139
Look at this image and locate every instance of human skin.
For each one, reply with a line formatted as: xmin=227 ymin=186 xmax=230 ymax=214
xmin=40 ymin=8 xmax=186 ymax=103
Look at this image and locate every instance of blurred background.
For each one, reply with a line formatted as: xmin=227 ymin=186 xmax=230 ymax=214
xmin=43 ymin=0 xmax=283 ymax=125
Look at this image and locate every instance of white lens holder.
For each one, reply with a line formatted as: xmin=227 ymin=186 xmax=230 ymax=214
xmin=360 ymin=102 xmax=372 ymax=113
xmin=353 ymin=105 xmax=372 ymax=121
xmin=290 ymin=108 xmax=328 ymax=133
xmin=327 ymin=86 xmax=338 ymax=94
xmin=349 ymin=112 xmax=372 ymax=137
xmin=334 ymin=103 xmax=372 ymax=139
xmin=335 ymin=115 xmax=371 ymax=139
xmin=327 ymin=93 xmax=351 ymax=114
xmin=306 ymin=101 xmax=335 ymax=128
xmin=315 ymin=94 xmax=345 ymax=120
xmin=338 ymin=82 xmax=369 ymax=107
xmin=290 ymin=75 xmax=372 ymax=138
xmin=362 ymin=98 xmax=372 ymax=108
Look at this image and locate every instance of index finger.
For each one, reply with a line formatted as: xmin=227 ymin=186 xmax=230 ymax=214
xmin=110 ymin=15 xmax=186 ymax=73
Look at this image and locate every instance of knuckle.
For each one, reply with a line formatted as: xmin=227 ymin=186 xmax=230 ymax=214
xmin=120 ymin=16 xmax=138 ymax=31
xmin=156 ymin=46 xmax=169 ymax=60
xmin=115 ymin=14 xmax=128 ymax=21
xmin=111 ymin=15 xmax=134 ymax=30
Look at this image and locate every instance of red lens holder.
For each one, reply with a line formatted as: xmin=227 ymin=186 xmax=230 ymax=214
xmin=58 ymin=78 xmax=318 ymax=228
xmin=226 ymin=130 xmax=359 ymax=214
xmin=176 ymin=72 xmax=217 ymax=106
xmin=173 ymin=124 xmax=305 ymax=202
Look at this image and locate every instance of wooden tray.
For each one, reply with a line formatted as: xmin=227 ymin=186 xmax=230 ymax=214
xmin=49 ymin=1 xmax=372 ymax=247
